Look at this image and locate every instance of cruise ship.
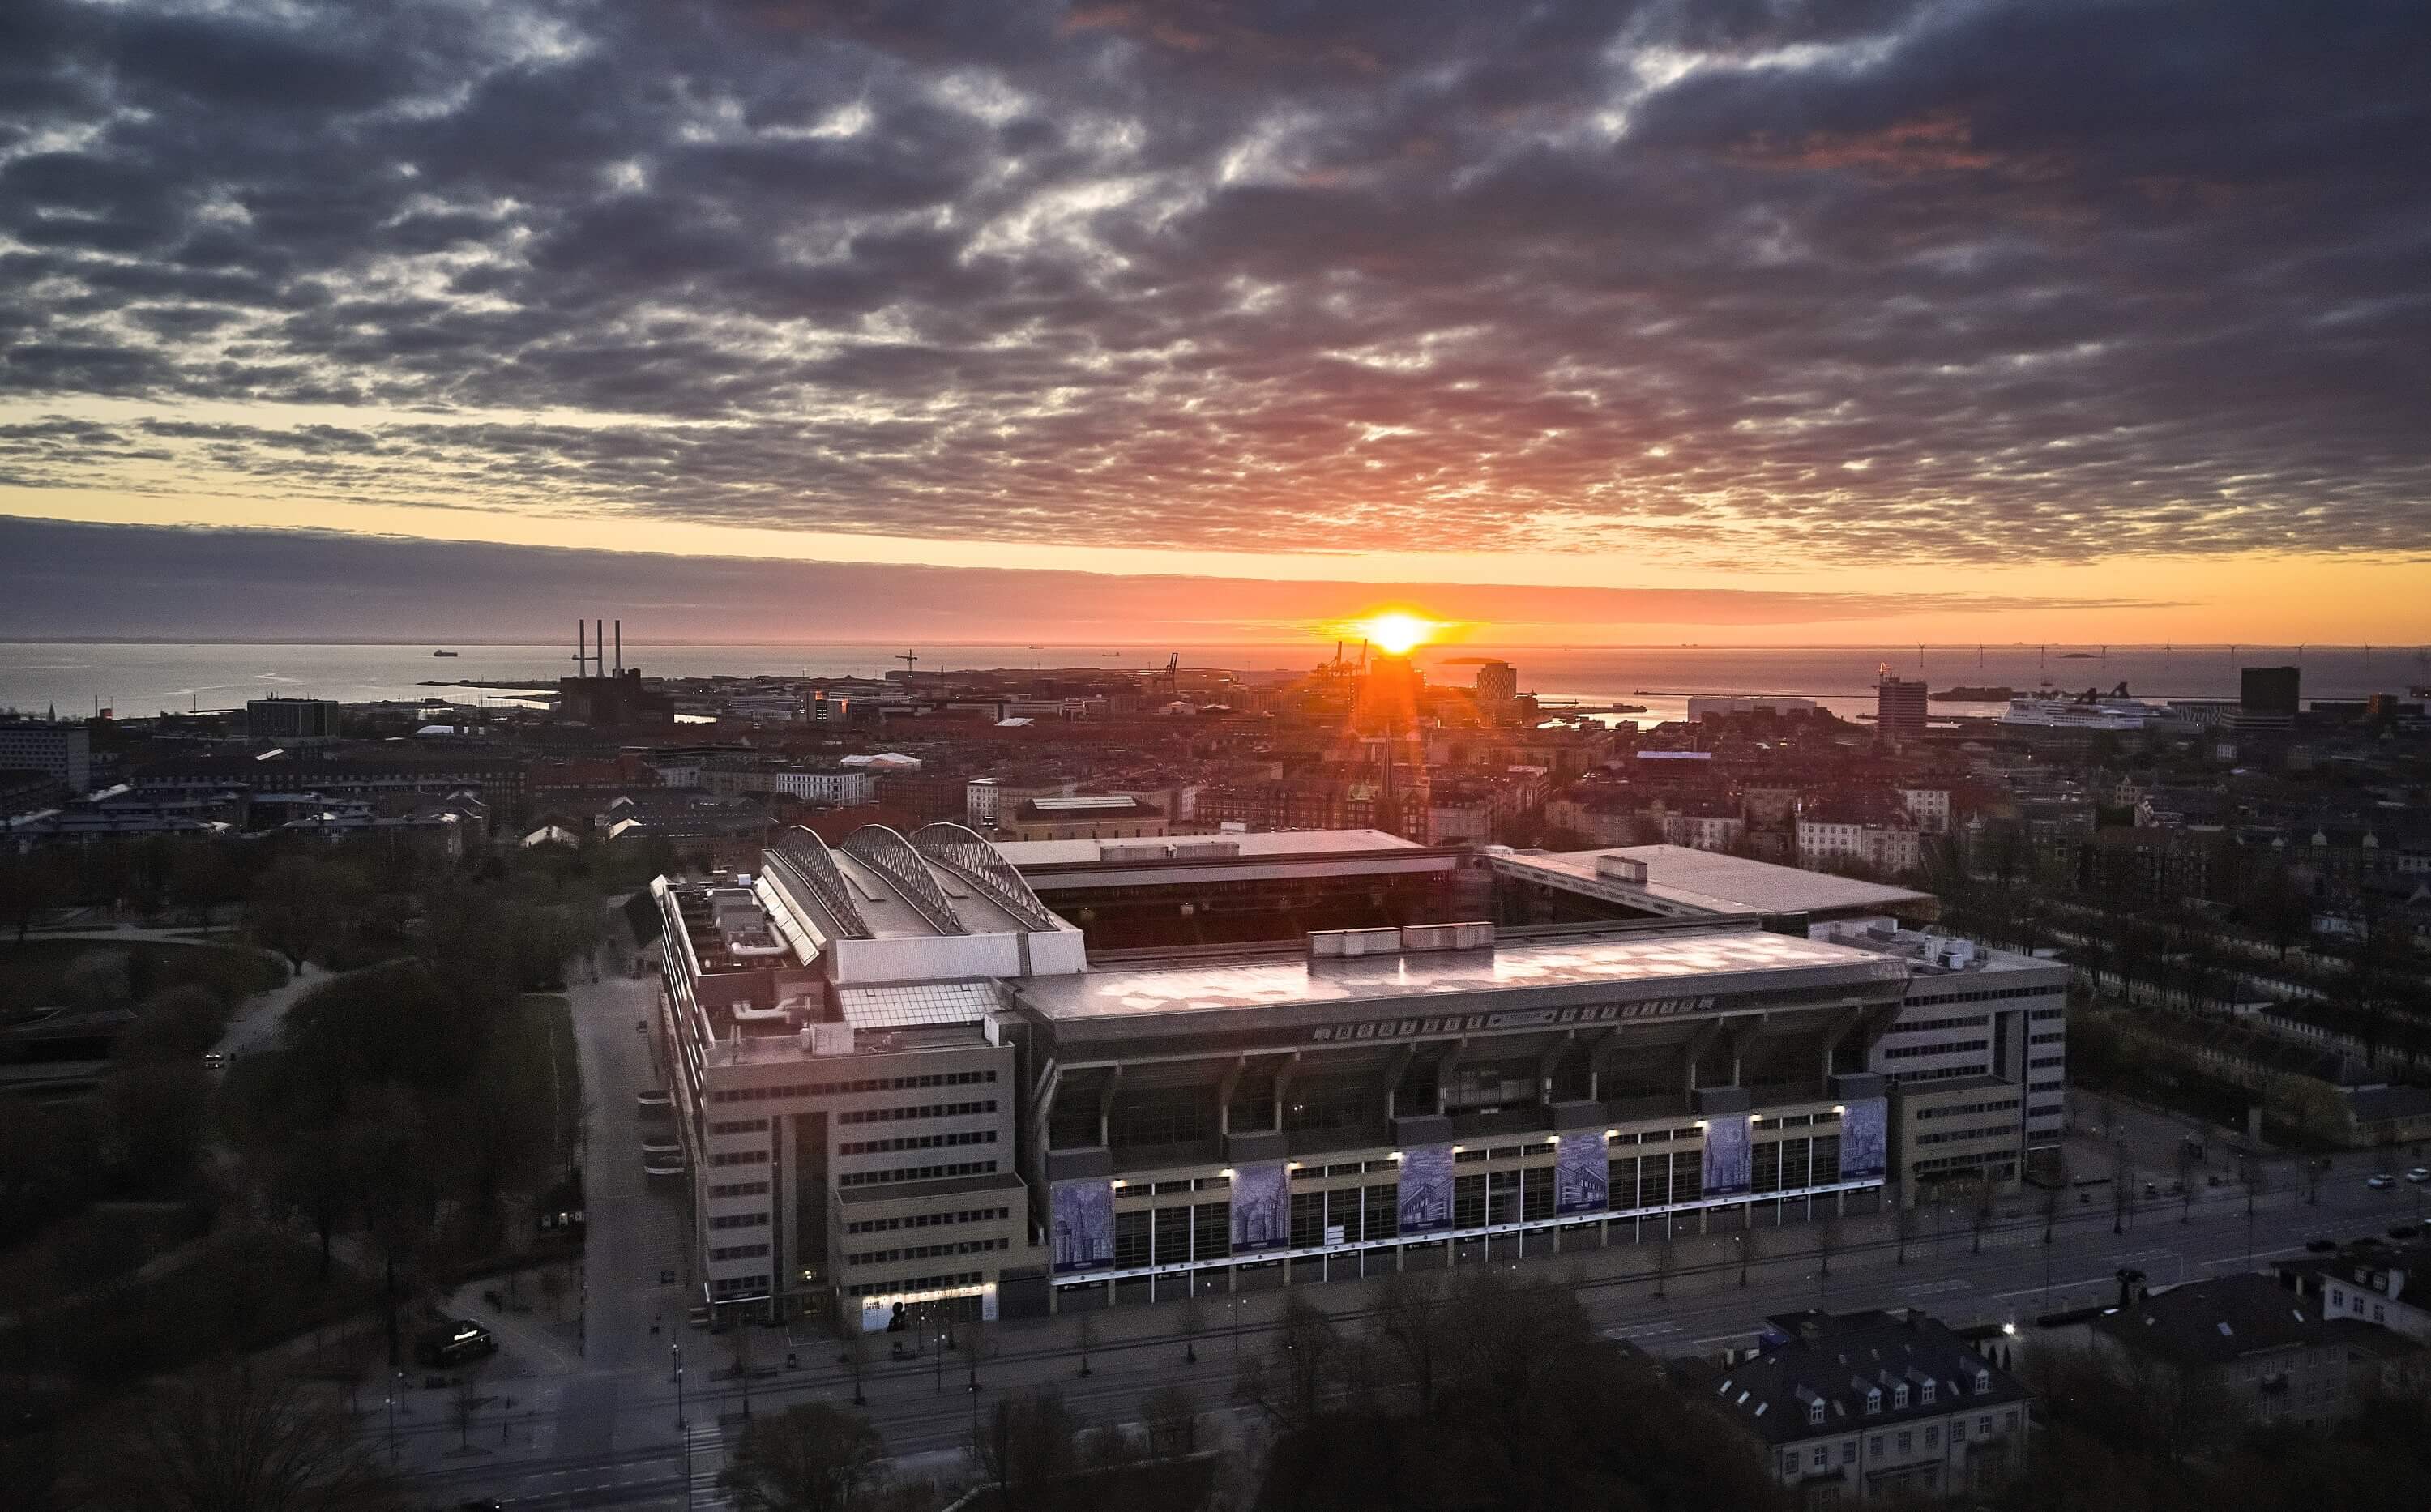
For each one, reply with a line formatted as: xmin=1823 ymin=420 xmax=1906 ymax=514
xmin=1998 ymin=684 xmax=2160 ymax=733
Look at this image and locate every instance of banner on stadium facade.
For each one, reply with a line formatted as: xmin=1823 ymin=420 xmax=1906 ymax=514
xmin=1841 ymin=1097 xmax=1889 ymax=1181
xmin=1049 ymin=1178 xmax=1113 ymax=1271
xmin=1553 ymin=1130 xmax=1610 ymax=1215
xmin=1702 ymin=1113 xmax=1752 ymax=1198
xmin=1230 ymin=1162 xmax=1289 ymax=1253
xmin=1397 ymin=1143 xmax=1454 ymax=1235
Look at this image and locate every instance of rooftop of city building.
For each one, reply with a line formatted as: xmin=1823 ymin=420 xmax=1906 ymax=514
xmin=1492 ymin=844 xmax=1937 ymax=922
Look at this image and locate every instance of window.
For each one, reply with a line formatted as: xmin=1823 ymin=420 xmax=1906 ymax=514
xmin=1974 ymin=1369 xmax=1991 ymax=1395
xmin=1894 ymin=1384 xmax=1908 ymax=1409
xmin=1977 ymin=1416 xmax=1991 ymax=1436
xmin=1952 ymin=1420 xmax=1966 ymax=1443
xmin=1920 ymin=1379 xmax=1936 ymax=1405
xmin=1813 ymin=1446 xmax=1830 ymax=1468
xmin=1896 ymin=1431 xmax=1912 ymax=1454
xmin=1925 ymin=1426 xmax=1939 ymax=1449
xmin=1865 ymin=1390 xmax=1882 ymax=1415
xmin=1841 ymin=1441 xmax=1856 ymax=1465
xmin=2003 ymin=1410 xmax=2017 ymax=1431
xmin=1869 ymin=1435 xmax=1883 ymax=1458
xmin=1782 ymin=1452 xmax=1798 ymax=1478
xmin=1809 ymin=1401 xmax=1826 ymax=1426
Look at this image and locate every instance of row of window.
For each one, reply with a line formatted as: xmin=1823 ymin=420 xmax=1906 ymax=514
xmin=2029 ymin=1031 xmax=2066 ymax=1045
xmin=838 ymin=1100 xmax=998 ymax=1125
xmin=710 ymin=1242 xmax=770 ymax=1262
xmin=1903 ymin=985 xmax=2057 ymax=1006
xmin=1891 ymin=1015 xmax=1991 ymax=1035
xmin=846 ymin=1237 xmax=1009 ymax=1266
xmin=838 ymin=1160 xmax=998 ymax=1187
xmin=2031 ymin=1007 xmax=2066 ymax=1020
xmin=1913 ymin=1155 xmax=2019 ymax=1177
xmin=1884 ymin=1040 xmax=1990 ymax=1060
xmin=2030 ymin=1055 xmax=2065 ymax=1069
xmin=1918 ymin=1124 xmax=2016 ymax=1147
xmin=844 ymin=1206 xmax=1012 ymax=1236
xmin=844 ymin=1270 xmax=983 ymax=1298
xmin=711 ymin=1070 xmax=998 ymax=1104
xmin=1888 ymin=1065 xmax=1994 ymax=1085
xmin=710 ymin=1118 xmax=769 ymax=1135
xmin=709 ymin=1212 xmax=770 ymax=1231
xmin=1917 ymin=1099 xmax=2020 ymax=1121
xmin=711 ymin=1274 xmax=769 ymax=1296
xmin=839 ymin=1130 xmax=998 ymax=1157
xmin=2029 ymin=1101 xmax=2065 ymax=1117
xmin=711 ymin=1150 xmax=770 ymax=1168
xmin=710 ymin=1180 xmax=771 ymax=1198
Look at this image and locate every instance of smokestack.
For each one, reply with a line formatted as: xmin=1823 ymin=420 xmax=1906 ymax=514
xmin=594 ymin=619 xmax=604 ymax=679
xmin=577 ymin=617 xmax=585 ymax=676
xmin=615 ymin=619 xmax=622 ymax=675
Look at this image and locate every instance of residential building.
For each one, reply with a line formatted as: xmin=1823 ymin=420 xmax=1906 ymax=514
xmin=1797 ymin=815 xmax=1922 ymax=877
xmin=0 ymin=719 xmax=92 ymax=794
xmin=2090 ymin=1272 xmax=2413 ymax=1428
xmin=1682 ymin=1308 xmax=2031 ymax=1505
xmin=1895 ymin=788 xmax=1950 ymax=836
xmin=2278 ymin=1240 xmax=2431 ymax=1345
xmin=998 ymin=794 xmax=1170 ymax=843
xmin=770 ymin=769 xmax=875 ymax=805
xmin=246 ymin=698 xmax=340 ymax=744
xmin=1877 ymin=677 xmax=1928 ymax=744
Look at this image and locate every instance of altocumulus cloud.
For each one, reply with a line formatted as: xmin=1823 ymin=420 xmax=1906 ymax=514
xmin=1 ymin=0 xmax=2427 ymax=566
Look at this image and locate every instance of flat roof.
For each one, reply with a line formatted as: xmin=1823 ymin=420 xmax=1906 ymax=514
xmin=994 ymin=827 xmax=1424 ymax=869
xmin=1493 ymin=844 xmax=1934 ymax=919
xmin=1014 ymin=925 xmax=1910 ymax=1029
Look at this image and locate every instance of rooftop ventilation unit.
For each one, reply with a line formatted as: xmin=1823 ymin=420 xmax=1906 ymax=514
xmin=1596 ymin=854 xmax=1651 ymax=884
xmin=1309 ymin=926 xmax=1404 ymax=959
xmin=1399 ymin=921 xmax=1497 ymax=954
xmin=1168 ymin=839 xmax=1242 ymax=860
xmin=1099 ymin=841 xmax=1170 ymax=863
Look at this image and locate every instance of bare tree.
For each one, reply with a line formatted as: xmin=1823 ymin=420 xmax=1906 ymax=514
xmin=1232 ymin=1293 xmax=1339 ymax=1436
xmin=1142 ymin=1382 xmax=1201 ymax=1459
xmin=450 ymin=1369 xmax=489 ymax=1451
xmin=1369 ymin=1269 xmax=1448 ymax=1411
xmin=723 ymin=1400 xmax=887 ymax=1512
xmin=972 ymin=1389 xmax=1079 ymax=1512
xmin=62 ymin=1366 xmax=405 ymax=1512
xmin=1653 ymin=1231 xmax=1677 ymax=1297
xmin=733 ymin=1324 xmax=757 ymax=1419
xmin=1177 ymin=1284 xmax=1206 ymax=1365
xmin=843 ymin=1325 xmax=869 ymax=1408
xmin=1074 ymin=1307 xmax=1098 ymax=1378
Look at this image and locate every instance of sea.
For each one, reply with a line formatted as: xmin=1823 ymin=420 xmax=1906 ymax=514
xmin=0 ymin=642 xmax=2421 ymax=731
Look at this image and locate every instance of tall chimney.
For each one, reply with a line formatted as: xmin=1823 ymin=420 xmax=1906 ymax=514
xmin=577 ymin=617 xmax=586 ymax=677
xmin=615 ymin=619 xmax=622 ymax=675
xmin=594 ymin=619 xmax=604 ymax=679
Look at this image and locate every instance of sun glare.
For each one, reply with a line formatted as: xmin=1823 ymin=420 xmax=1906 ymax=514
xmin=1356 ymin=611 xmax=1440 ymax=656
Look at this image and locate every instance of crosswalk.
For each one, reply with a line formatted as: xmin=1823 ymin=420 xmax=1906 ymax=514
xmin=684 ymin=1420 xmax=732 ymax=1510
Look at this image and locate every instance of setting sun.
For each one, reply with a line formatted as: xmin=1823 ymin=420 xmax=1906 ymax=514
xmin=1355 ymin=611 xmax=1442 ymax=656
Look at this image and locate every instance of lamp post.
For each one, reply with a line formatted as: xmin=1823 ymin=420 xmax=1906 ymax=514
xmin=673 ymin=1339 xmax=691 ymax=1512
xmin=385 ymin=1370 xmax=400 ymax=1465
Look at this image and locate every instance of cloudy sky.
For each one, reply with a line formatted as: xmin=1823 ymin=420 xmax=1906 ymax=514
xmin=2 ymin=0 xmax=2426 ymax=644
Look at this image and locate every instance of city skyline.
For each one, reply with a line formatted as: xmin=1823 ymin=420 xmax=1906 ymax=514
xmin=4 ymin=2 xmax=2429 ymax=644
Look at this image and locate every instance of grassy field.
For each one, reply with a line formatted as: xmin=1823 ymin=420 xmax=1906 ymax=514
xmin=0 ymin=937 xmax=286 ymax=1016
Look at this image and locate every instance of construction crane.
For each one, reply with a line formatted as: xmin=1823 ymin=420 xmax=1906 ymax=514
xmin=1163 ymin=652 xmax=1181 ymax=694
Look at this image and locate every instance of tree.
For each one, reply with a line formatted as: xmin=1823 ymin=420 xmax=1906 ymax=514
xmin=62 ymin=1365 xmax=406 ymax=1512
xmin=449 ymin=1369 xmax=489 ymax=1451
xmin=972 ymin=1389 xmax=1079 ymax=1512
xmin=1233 ymin=1293 xmax=1339 ymax=1436
xmin=1177 ymin=1283 xmax=1206 ymax=1365
xmin=246 ymin=856 xmax=370 ymax=972
xmin=1970 ymin=1176 xmax=1997 ymax=1254
xmin=1371 ymin=1269 xmax=1448 ymax=1411
xmin=1142 ymin=1383 xmax=1201 ymax=1460
xmin=1074 ymin=1306 xmax=1097 ymax=1377
xmin=723 ymin=1401 xmax=887 ymax=1512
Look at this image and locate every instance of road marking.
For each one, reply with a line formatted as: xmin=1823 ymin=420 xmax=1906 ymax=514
xmin=2203 ymin=1245 xmax=2305 ymax=1268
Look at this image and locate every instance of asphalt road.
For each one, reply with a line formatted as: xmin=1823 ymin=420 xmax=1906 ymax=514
xmin=397 ymin=1155 xmax=2431 ymax=1509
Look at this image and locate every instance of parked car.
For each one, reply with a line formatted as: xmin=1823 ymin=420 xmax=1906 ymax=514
xmin=2367 ymin=1173 xmax=2396 ymax=1190
xmin=2405 ymin=1167 xmax=2429 ymax=1183
xmin=414 ymin=1321 xmax=498 ymax=1369
xmin=202 ymin=1052 xmax=225 ymax=1071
